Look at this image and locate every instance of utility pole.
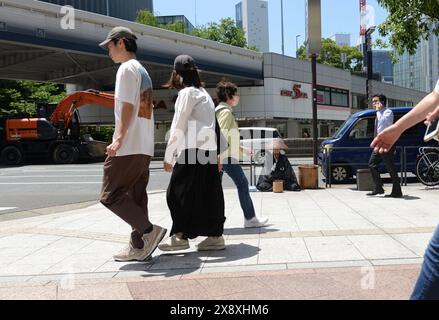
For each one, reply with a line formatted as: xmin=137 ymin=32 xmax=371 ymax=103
xmin=365 ymin=26 xmax=375 ymax=107
xmin=281 ymin=0 xmax=285 ymax=55
xmin=195 ymin=0 xmax=198 ymax=26
xmin=306 ymin=0 xmax=321 ymax=165
xmin=311 ymin=53 xmax=318 ymax=164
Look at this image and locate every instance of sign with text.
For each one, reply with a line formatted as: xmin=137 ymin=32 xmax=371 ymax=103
xmin=281 ymin=84 xmax=309 ymax=99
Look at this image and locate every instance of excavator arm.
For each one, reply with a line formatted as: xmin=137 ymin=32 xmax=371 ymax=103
xmin=50 ymin=90 xmax=114 ymax=133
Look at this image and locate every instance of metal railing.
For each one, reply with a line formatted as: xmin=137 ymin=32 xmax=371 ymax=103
xmin=322 ymin=146 xmax=422 ymax=188
xmin=242 ymin=157 xmax=263 ymax=186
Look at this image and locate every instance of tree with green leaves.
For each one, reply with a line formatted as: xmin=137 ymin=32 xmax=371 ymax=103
xmin=0 ymin=80 xmax=65 ymax=129
xmin=297 ymin=38 xmax=363 ymax=73
xmin=136 ymin=11 xmax=257 ymax=51
xmin=135 ymin=10 xmax=159 ymax=28
xmin=377 ymin=0 xmax=439 ymax=55
xmin=191 ymin=17 xmax=253 ymax=49
xmin=136 ymin=10 xmax=191 ymax=34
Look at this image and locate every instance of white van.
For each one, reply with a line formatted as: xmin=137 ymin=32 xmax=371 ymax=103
xmin=239 ymin=127 xmax=284 ymax=164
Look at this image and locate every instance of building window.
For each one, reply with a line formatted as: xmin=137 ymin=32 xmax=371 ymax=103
xmin=317 ymin=86 xmax=331 ymax=105
xmin=352 ymin=94 xmax=367 ymax=110
xmin=331 ymin=88 xmax=349 ymax=107
xmin=317 ymin=85 xmax=349 ymax=108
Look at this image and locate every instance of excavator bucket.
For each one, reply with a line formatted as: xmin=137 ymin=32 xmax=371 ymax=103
xmin=83 ymin=134 xmax=107 ymax=159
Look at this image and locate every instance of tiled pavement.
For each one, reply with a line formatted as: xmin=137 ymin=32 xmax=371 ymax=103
xmin=0 ymin=184 xmax=438 ymax=300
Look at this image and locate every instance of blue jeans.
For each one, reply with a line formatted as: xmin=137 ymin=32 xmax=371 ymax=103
xmin=411 ymin=225 xmax=439 ymax=300
xmin=222 ymin=159 xmax=256 ymax=220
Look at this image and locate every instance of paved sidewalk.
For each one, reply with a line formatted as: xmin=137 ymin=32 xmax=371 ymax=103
xmin=0 ymin=184 xmax=438 ymax=299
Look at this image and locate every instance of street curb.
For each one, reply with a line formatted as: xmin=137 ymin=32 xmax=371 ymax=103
xmin=0 ymin=201 xmax=98 ymax=222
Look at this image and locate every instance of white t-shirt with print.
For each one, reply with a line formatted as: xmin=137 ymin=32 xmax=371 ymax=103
xmin=113 ymin=59 xmax=154 ymax=157
xmin=435 ymin=79 xmax=439 ymax=94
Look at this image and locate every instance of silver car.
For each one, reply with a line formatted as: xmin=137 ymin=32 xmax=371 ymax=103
xmin=239 ymin=127 xmax=284 ymax=164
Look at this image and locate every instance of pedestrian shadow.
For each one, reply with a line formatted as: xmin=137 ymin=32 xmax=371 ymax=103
xmin=400 ymin=195 xmax=421 ymax=201
xmin=348 ymin=190 xmax=421 ymax=201
xmin=117 ymin=243 xmax=259 ymax=278
xmin=421 ymin=186 xmax=439 ymax=191
xmin=223 ymin=226 xmax=279 ymax=236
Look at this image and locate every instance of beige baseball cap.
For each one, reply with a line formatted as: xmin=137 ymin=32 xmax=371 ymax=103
xmin=99 ymin=26 xmax=137 ymax=49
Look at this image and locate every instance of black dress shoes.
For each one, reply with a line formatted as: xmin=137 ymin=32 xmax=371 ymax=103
xmin=367 ymin=189 xmax=385 ymax=196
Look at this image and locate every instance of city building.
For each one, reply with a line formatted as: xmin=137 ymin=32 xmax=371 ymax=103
xmin=393 ymin=32 xmax=439 ymax=92
xmin=236 ymin=0 xmax=269 ymax=52
xmin=330 ymin=33 xmax=351 ymax=47
xmin=156 ymin=15 xmax=195 ymax=34
xmin=153 ymin=54 xmax=423 ymax=140
xmin=1 ymin=0 xmax=427 ymax=141
xmin=372 ymin=50 xmax=393 ymax=83
xmin=38 ymin=0 xmax=153 ymax=21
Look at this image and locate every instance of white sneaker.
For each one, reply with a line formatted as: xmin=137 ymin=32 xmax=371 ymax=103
xmin=158 ymin=235 xmax=190 ymax=251
xmin=244 ymin=216 xmax=269 ymax=228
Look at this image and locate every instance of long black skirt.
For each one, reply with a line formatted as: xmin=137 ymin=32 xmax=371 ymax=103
xmin=167 ymin=149 xmax=226 ymax=239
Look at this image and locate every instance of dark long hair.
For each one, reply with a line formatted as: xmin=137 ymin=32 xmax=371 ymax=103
xmin=163 ymin=69 xmax=203 ymax=90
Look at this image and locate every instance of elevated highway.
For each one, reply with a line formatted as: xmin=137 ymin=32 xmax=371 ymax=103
xmin=0 ymin=0 xmax=264 ymax=89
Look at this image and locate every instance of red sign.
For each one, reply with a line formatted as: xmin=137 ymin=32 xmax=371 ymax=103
xmin=281 ymin=84 xmax=309 ymax=99
xmin=360 ymin=0 xmax=367 ymax=36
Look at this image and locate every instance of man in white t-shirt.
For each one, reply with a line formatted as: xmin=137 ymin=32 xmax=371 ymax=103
xmin=98 ymin=26 xmax=166 ymax=262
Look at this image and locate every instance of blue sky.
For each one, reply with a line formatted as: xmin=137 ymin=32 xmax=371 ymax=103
xmin=154 ymin=0 xmax=389 ymax=57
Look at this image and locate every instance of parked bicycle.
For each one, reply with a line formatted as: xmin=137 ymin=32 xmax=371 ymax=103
xmin=415 ymin=147 xmax=439 ymax=186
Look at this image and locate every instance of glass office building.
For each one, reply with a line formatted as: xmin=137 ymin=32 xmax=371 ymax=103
xmin=393 ymin=31 xmax=439 ymax=92
xmin=372 ymin=50 xmax=393 ymax=83
xmin=156 ymin=15 xmax=195 ymax=34
xmin=39 ymin=0 xmax=153 ymax=21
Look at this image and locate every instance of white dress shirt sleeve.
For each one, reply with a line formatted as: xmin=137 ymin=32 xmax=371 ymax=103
xmin=165 ymin=88 xmax=197 ymax=164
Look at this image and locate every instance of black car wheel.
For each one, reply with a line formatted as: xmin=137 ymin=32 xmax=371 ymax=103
xmin=330 ymin=165 xmax=351 ymax=183
xmin=0 ymin=146 xmax=23 ymax=165
xmin=53 ymin=144 xmax=79 ymax=164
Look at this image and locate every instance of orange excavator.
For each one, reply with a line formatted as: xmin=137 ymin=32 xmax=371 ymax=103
xmin=0 ymin=90 xmax=114 ymax=165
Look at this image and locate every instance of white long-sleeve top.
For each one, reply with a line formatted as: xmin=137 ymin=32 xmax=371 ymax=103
xmin=165 ymin=86 xmax=217 ymax=164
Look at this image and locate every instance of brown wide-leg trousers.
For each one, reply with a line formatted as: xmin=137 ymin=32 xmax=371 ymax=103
xmin=100 ymin=154 xmax=152 ymax=249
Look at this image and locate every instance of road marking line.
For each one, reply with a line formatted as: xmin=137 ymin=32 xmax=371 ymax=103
xmin=0 ymin=174 xmax=155 ymax=179
xmin=0 ymin=207 xmax=17 ymax=212
xmin=22 ymin=169 xmax=103 ymax=173
xmin=0 ymin=175 xmax=103 ymax=178
xmin=0 ymin=182 xmax=102 ymax=185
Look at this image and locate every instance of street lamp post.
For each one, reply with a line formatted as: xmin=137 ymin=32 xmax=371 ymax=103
xmin=296 ymin=35 xmax=301 ymax=58
xmin=365 ymin=26 xmax=376 ymax=108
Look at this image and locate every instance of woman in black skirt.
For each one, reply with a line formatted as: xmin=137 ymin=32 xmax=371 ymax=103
xmin=158 ymin=55 xmax=226 ymax=252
